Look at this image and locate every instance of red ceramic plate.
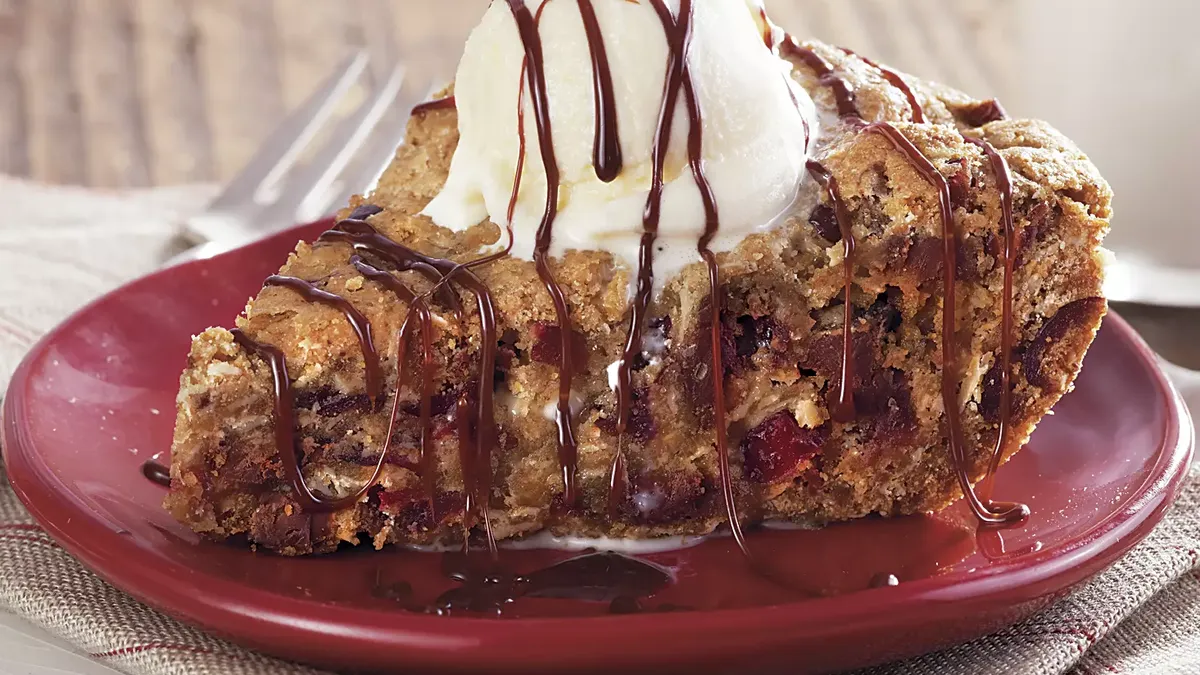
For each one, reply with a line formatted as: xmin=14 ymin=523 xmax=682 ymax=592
xmin=3 ymin=219 xmax=1193 ymax=674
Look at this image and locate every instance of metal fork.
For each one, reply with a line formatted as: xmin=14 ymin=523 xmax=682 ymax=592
xmin=167 ymin=51 xmax=435 ymax=266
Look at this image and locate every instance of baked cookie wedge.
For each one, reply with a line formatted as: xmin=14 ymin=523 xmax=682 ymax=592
xmin=165 ymin=1 xmax=1110 ymax=556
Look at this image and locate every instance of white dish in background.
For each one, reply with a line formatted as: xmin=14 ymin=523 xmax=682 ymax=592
xmin=1015 ymin=0 xmax=1200 ymax=304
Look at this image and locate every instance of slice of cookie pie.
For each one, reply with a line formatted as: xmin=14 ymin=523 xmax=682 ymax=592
xmin=165 ymin=0 xmax=1110 ymax=555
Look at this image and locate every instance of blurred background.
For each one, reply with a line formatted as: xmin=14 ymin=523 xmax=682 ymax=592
xmin=0 ymin=0 xmax=1196 ymax=357
xmin=0 ymin=0 xmax=1029 ymax=187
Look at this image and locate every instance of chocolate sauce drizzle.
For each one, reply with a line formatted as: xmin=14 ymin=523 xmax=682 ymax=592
xmin=577 ymin=0 xmax=623 ymax=182
xmin=666 ymin=0 xmax=754 ymax=551
xmin=840 ymin=47 xmax=924 ymax=123
xmin=226 ymin=322 xmax=413 ymax=513
xmin=964 ymin=136 xmax=1021 ymax=512
xmin=411 ymin=96 xmax=457 ymax=116
xmin=506 ymin=0 xmax=581 ymax=509
xmin=779 ymin=37 xmax=858 ymax=119
xmin=145 ymin=198 xmax=502 ymax=550
xmin=680 ymin=33 xmax=763 ymax=550
xmin=805 ymin=160 xmax=857 ymax=423
xmin=388 ymin=551 xmax=672 ymax=617
xmin=263 ymin=275 xmax=382 ymax=403
xmin=781 ymin=40 xmax=1027 ymax=525
xmin=608 ymin=0 xmax=697 ymax=516
xmin=318 ymin=215 xmax=503 ymax=549
xmin=350 ymin=256 xmax=439 ymax=514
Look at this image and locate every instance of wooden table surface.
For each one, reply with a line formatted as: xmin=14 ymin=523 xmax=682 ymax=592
xmin=0 ymin=0 xmax=1015 ymax=188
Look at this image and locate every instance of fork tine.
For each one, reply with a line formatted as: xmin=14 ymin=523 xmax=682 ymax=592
xmin=204 ymin=50 xmax=370 ymax=216
xmin=325 ymin=76 xmax=434 ymax=216
xmin=258 ymin=64 xmax=410 ymax=228
xmin=324 ymin=112 xmax=410 ymax=217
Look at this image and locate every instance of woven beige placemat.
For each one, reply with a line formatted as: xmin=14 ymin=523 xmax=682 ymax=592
xmin=0 ymin=174 xmax=1199 ymax=674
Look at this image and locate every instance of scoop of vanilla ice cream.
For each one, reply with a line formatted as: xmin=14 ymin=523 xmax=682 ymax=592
xmin=421 ymin=0 xmax=816 ymax=286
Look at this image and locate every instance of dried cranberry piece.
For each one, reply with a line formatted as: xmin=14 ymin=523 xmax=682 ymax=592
xmin=1016 ymin=202 xmax=1052 ymax=268
xmin=1022 ymin=297 xmax=1106 ymax=389
xmin=741 ymin=412 xmax=829 ymax=483
xmin=378 ymin=489 xmax=465 ymax=531
xmin=624 ymin=471 xmax=712 ymax=525
xmin=596 ymin=387 xmax=657 ymax=443
xmin=294 ymin=386 xmax=370 ymax=417
xmin=249 ymin=494 xmax=312 ymax=553
xmin=948 ymin=160 xmax=971 ymax=210
xmin=530 ymin=323 xmax=589 ymax=367
xmin=809 ymin=203 xmax=842 ymax=244
xmin=400 ymin=389 xmax=457 ymax=417
xmin=854 ymin=368 xmax=917 ymax=439
xmin=956 ymin=99 xmax=1008 ymax=127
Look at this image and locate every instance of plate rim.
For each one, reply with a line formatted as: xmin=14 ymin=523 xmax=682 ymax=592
xmin=2 ymin=225 xmax=1194 ymax=671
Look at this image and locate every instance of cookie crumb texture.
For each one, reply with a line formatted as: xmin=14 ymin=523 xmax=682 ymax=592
xmin=165 ymin=42 xmax=1110 ymax=555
